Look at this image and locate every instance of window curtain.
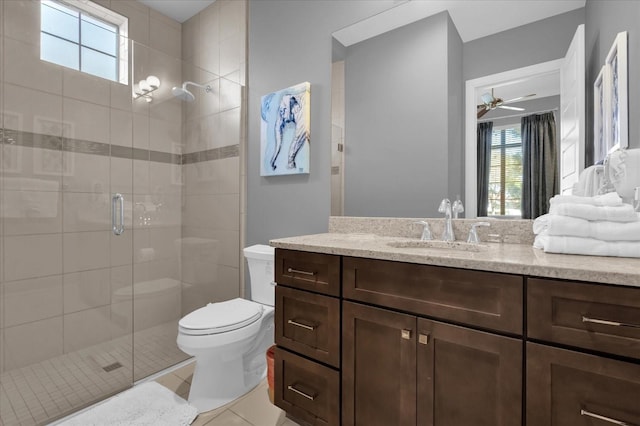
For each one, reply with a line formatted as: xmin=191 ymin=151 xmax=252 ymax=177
xmin=521 ymin=112 xmax=558 ymax=219
xmin=477 ymin=122 xmax=493 ymax=216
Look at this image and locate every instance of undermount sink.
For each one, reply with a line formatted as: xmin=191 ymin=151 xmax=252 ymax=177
xmin=386 ymin=240 xmax=489 ymax=252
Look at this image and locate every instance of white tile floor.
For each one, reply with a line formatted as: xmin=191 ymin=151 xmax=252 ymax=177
xmin=0 ymin=321 xmax=188 ymax=426
xmin=157 ymin=362 xmax=300 ymax=426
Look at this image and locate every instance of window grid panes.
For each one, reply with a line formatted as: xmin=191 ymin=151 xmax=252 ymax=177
xmin=487 ymin=126 xmax=523 ymax=217
xmin=40 ymin=0 xmax=119 ymax=82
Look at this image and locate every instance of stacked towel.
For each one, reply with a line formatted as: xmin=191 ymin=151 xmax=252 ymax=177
xmin=533 ymin=193 xmax=640 ymax=258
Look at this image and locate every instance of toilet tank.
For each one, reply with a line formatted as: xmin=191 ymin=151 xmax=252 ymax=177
xmin=243 ymin=244 xmax=275 ymax=306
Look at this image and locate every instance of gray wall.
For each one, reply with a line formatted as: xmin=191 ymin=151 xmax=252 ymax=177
xmin=343 ymin=12 xmax=461 ymax=217
xmin=585 ymin=0 xmax=640 ymax=165
xmin=447 ymin=14 xmax=464 ymax=207
xmin=463 ymin=9 xmax=586 ymax=81
xmin=247 ymin=1 xmax=398 ymax=248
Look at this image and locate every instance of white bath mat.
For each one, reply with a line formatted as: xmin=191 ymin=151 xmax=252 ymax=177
xmin=58 ymin=381 xmax=198 ymax=426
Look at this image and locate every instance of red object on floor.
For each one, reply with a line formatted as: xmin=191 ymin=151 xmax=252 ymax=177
xmin=266 ymin=345 xmax=276 ymax=404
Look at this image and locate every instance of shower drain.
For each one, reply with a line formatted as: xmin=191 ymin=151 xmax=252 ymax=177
xmin=102 ymin=362 xmax=123 ymax=372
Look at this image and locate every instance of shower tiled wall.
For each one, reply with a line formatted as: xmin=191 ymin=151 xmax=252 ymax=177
xmin=180 ymin=0 xmax=246 ymax=316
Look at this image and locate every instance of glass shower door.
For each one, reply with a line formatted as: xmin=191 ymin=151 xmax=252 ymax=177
xmin=0 ymin=2 xmax=135 ymax=422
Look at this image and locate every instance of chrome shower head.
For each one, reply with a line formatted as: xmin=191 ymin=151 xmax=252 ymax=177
xmin=171 ymin=81 xmax=212 ymax=102
xmin=171 ymin=86 xmax=196 ymax=102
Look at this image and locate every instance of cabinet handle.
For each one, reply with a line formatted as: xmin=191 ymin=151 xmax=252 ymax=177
xmin=287 ymin=267 xmax=316 ymax=276
xmin=288 ymin=385 xmax=316 ymax=401
xmin=287 ymin=319 xmax=316 ymax=331
xmin=582 ymin=316 xmax=640 ymax=329
xmin=401 ymin=329 xmax=412 ymax=340
xmin=418 ymin=333 xmax=430 ymax=345
xmin=580 ymin=409 xmax=636 ymax=425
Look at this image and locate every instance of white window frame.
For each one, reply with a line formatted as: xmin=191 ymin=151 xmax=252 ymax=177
xmin=487 ymin=123 xmax=523 ymax=218
xmin=40 ymin=0 xmax=129 ymax=84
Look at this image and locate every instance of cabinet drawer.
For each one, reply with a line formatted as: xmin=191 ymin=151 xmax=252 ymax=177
xmin=527 ymin=342 xmax=640 ymax=426
xmin=343 ymin=257 xmax=523 ymax=335
xmin=275 ymin=285 xmax=340 ymax=367
xmin=275 ymin=249 xmax=341 ymax=296
xmin=274 ymin=347 xmax=340 ymax=426
xmin=528 ymin=278 xmax=640 ymax=360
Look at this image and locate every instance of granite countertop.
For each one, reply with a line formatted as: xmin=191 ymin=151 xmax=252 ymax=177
xmin=270 ymin=218 xmax=640 ymax=288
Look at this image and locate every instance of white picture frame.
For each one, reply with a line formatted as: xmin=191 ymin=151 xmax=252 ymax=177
xmin=593 ymin=65 xmax=609 ymax=164
xmin=604 ymin=31 xmax=628 ymax=155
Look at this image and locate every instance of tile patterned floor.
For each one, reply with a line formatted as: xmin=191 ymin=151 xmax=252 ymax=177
xmin=0 ymin=321 xmax=188 ymax=426
xmin=155 ymin=362 xmax=300 ymax=426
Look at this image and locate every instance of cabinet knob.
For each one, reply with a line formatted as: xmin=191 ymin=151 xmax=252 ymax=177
xmin=401 ymin=329 xmax=412 ymax=340
xmin=418 ymin=333 xmax=430 ymax=345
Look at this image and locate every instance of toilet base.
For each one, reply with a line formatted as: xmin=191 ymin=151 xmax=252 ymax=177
xmin=188 ymin=351 xmax=267 ymax=413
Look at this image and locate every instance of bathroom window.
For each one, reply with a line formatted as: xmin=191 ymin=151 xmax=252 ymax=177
xmin=487 ymin=125 xmax=523 ymax=217
xmin=40 ymin=0 xmax=128 ymax=84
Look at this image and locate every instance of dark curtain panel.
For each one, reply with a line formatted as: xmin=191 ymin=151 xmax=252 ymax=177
xmin=477 ymin=122 xmax=493 ymax=216
xmin=521 ymin=112 xmax=558 ymax=219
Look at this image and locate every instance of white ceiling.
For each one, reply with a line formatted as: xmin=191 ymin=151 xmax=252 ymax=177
xmin=137 ymin=0 xmax=215 ymax=23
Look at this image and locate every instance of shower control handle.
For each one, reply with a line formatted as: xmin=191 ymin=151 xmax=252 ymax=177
xmin=112 ymin=194 xmax=125 ymax=236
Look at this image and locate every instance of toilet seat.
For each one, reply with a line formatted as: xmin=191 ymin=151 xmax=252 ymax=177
xmin=179 ymin=298 xmax=264 ymax=336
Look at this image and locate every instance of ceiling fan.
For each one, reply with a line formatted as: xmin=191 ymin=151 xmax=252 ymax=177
xmin=477 ymin=88 xmax=536 ymax=118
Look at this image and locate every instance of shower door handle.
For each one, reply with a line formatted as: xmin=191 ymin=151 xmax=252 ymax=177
xmin=112 ymin=193 xmax=125 ymax=236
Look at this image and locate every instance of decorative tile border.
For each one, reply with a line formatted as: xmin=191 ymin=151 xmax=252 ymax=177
xmin=181 ymin=144 xmax=240 ymax=164
xmin=1 ymin=128 xmax=238 ymax=165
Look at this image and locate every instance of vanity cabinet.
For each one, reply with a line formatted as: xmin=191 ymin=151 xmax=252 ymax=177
xmin=341 ymin=256 xmax=523 ymax=426
xmin=342 ymin=301 xmax=522 ymax=426
xmin=273 ymin=248 xmax=640 ymax=426
xmin=273 ymin=250 xmax=342 ymax=425
xmin=527 ymin=343 xmax=640 ymax=426
xmin=526 ymin=277 xmax=640 ymax=426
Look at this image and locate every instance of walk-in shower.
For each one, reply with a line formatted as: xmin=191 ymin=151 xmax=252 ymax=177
xmin=171 ymin=81 xmax=213 ymax=102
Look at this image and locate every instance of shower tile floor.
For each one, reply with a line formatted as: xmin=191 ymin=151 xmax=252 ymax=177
xmin=0 ymin=321 xmax=188 ymax=426
xmin=155 ymin=363 xmax=300 ymax=426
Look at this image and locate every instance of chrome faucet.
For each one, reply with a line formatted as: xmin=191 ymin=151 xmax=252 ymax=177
xmin=452 ymin=196 xmax=464 ymax=219
xmin=414 ymin=221 xmax=433 ymax=241
xmin=438 ymin=198 xmax=454 ymax=241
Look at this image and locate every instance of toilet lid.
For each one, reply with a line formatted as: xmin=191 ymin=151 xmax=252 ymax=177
xmin=179 ymin=298 xmax=263 ymax=335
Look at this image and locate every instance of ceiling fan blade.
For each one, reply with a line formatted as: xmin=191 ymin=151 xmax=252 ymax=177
xmin=499 ymin=105 xmax=525 ymax=111
xmin=477 ymin=107 xmax=489 ymax=119
xmin=502 ymin=93 xmax=536 ymax=104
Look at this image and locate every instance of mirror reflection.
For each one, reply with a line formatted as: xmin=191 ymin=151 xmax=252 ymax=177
xmin=331 ymin=0 xmax=638 ymax=219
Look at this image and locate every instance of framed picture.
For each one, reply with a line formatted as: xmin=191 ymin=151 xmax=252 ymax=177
xmin=605 ymin=31 xmax=628 ymax=154
xmin=260 ymin=82 xmax=310 ymax=176
xmin=593 ymin=65 xmax=608 ymax=164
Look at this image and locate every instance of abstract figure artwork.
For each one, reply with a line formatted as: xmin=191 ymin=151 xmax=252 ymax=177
xmin=260 ymin=82 xmax=310 ymax=176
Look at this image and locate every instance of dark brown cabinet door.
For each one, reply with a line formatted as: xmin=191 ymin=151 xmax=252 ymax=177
xmin=416 ymin=318 xmax=522 ymax=426
xmin=342 ymin=301 xmax=417 ymax=426
xmin=527 ymin=342 xmax=640 ymax=426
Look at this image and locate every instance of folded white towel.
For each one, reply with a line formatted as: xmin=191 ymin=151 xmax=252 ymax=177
xmin=549 ymin=192 xmax=622 ymax=207
xmin=533 ymin=214 xmax=640 ymax=240
xmin=534 ymin=233 xmax=640 ymax=258
xmin=572 ymin=164 xmax=605 ymax=197
xmin=548 ymin=203 xmax=639 ymax=222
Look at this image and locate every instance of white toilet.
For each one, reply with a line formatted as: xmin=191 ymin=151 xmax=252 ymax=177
xmin=176 ymin=244 xmax=275 ymax=413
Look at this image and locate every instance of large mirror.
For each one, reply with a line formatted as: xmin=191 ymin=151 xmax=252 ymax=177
xmin=331 ymin=0 xmax=639 ymax=219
